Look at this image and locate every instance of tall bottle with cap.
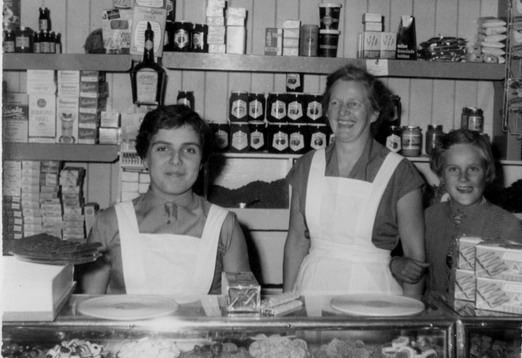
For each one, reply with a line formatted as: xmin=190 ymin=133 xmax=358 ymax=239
xmin=130 ymin=22 xmax=167 ymax=106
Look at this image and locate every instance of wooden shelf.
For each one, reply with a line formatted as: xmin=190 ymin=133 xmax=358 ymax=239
xmin=2 ymin=54 xmax=133 ymax=71
xmin=163 ymin=52 xmax=506 ymax=80
xmin=2 ymin=143 xmax=119 ymax=162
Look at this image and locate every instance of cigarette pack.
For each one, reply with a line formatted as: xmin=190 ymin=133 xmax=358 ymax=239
xmin=222 ymin=271 xmax=261 ymax=312
xmin=358 ymin=32 xmax=380 ymax=59
xmin=265 ymin=28 xmax=283 ymax=56
xmin=380 ymin=32 xmax=397 ymax=59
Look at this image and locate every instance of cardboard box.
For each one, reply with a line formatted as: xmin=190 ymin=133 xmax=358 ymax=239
xmin=130 ymin=5 xmax=167 ymax=58
xmin=475 ymin=277 xmax=522 ymax=314
xmin=27 ymin=70 xmax=56 ymax=95
xmin=358 ymin=32 xmax=380 ymax=59
xmin=28 ymin=94 xmax=56 ymax=143
xmin=380 ymin=32 xmax=397 ymax=59
xmin=226 ymin=26 xmax=246 ymax=54
xmin=454 ymin=269 xmax=476 ymax=302
xmin=457 ymin=236 xmax=483 ymax=270
xmin=3 ymin=92 xmax=29 ymax=143
xmin=3 ymin=257 xmax=74 ymax=321
xmin=222 ymin=271 xmax=261 ymax=313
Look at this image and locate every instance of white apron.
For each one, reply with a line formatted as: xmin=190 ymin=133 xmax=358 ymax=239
xmin=294 ymin=148 xmax=403 ymax=295
xmin=115 ymin=201 xmax=228 ymax=295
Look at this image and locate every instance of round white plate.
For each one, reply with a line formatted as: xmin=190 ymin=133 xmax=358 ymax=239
xmin=78 ymin=295 xmax=178 ymax=320
xmin=330 ymin=294 xmax=425 ymax=317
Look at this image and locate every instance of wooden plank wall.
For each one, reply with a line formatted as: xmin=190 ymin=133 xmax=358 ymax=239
xmin=4 ymin=0 xmax=502 ymax=209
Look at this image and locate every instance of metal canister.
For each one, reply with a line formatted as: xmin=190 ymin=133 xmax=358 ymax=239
xmin=425 ymin=124 xmax=444 ymax=156
xmin=401 ymin=125 xmax=422 ymax=157
xmin=385 ymin=125 xmax=402 ymax=153
xmin=467 ymin=107 xmax=484 ymax=132
xmin=229 ymin=91 xmax=249 ymax=122
xmin=177 ymin=90 xmax=195 ymax=109
xmin=229 ymin=122 xmax=250 ymax=153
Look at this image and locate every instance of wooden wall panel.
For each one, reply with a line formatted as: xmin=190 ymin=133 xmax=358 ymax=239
xmin=65 ymin=1 xmax=91 ymax=54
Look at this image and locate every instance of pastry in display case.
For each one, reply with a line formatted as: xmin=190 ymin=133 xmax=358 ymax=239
xmin=2 ymin=294 xmax=456 ymax=358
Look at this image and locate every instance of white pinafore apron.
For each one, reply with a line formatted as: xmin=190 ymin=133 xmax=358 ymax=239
xmin=294 ymin=149 xmax=403 ymax=295
xmin=115 ymin=201 xmax=228 ymax=295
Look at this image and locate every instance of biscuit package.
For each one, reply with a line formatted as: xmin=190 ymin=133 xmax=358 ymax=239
xmin=475 ymin=244 xmax=522 ymax=282
xmin=457 ymin=237 xmax=483 ymax=271
xmin=475 ymin=277 xmax=522 ymax=314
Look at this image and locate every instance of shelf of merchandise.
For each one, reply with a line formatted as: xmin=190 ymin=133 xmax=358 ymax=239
xmin=162 ymin=52 xmax=506 ymax=79
xmin=2 ymin=143 xmax=120 ymax=163
xmin=2 ymin=54 xmax=133 ymax=71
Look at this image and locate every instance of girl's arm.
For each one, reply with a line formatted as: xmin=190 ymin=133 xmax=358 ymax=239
xmin=283 ymin=185 xmax=310 ymax=292
xmin=222 ymin=213 xmax=251 ymax=273
xmin=396 ymin=188 xmax=428 ymax=299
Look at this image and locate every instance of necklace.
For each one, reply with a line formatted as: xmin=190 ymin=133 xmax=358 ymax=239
xmin=445 ymin=205 xmax=466 ymax=293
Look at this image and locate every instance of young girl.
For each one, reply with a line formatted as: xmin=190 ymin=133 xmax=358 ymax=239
xmin=425 ymin=129 xmax=522 ymax=298
xmin=81 ymin=105 xmax=251 ymax=295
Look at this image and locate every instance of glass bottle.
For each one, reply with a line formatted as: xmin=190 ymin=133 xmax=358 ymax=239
xmin=425 ymin=124 xmax=444 ymax=156
xmin=39 ymin=7 xmax=51 ymax=31
xmin=130 ymin=22 xmax=167 ymax=106
xmin=32 ymin=30 xmax=40 ymax=53
xmin=49 ymin=31 xmax=56 ymax=53
xmin=55 ymin=33 xmax=62 ymax=54
xmin=3 ymin=30 xmax=15 ymax=53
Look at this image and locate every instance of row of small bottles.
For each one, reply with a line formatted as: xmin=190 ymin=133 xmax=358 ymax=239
xmin=3 ymin=7 xmax=61 ymax=54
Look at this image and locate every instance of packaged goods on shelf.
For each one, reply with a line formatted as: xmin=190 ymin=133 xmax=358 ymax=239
xmin=57 ymin=70 xmax=80 ymax=97
xmin=265 ymin=28 xmax=283 ymax=56
xmin=2 ymin=92 xmax=29 ymax=143
xmin=362 ymin=13 xmax=383 ymax=32
xmin=130 ymin=6 xmax=167 ymax=58
xmin=28 ymin=94 xmax=56 ymax=143
xmin=102 ymin=8 xmax=133 ymax=54
xmin=475 ymin=244 xmax=522 ymax=282
xmin=56 ymin=96 xmax=79 ymax=144
xmin=26 ymin=69 xmax=56 ymax=95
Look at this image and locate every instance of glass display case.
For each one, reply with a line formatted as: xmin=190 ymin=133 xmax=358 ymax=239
xmin=440 ymin=299 xmax=522 ymax=358
xmin=2 ymin=294 xmax=456 ymax=358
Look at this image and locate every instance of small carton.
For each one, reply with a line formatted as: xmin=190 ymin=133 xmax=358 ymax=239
xmin=56 ymin=96 xmax=79 ymax=144
xmin=28 ymin=94 xmax=56 ymax=143
xmin=396 ymin=15 xmax=417 ymax=60
xmin=475 ymin=277 xmax=522 ymax=314
xmin=475 ymin=244 xmax=522 ymax=282
xmin=265 ymin=28 xmax=283 ymax=56
xmin=27 ymin=70 xmax=56 ymax=95
xmin=226 ymin=26 xmax=246 ymax=54
xmin=222 ymin=271 xmax=261 ymax=312
xmin=3 ymin=93 xmax=29 ymax=143
xmin=358 ymin=32 xmax=380 ymax=59
xmin=380 ymin=32 xmax=397 ymax=59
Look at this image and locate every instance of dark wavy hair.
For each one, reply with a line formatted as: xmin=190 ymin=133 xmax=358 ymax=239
xmin=322 ymin=64 xmax=395 ymax=133
xmin=429 ymin=129 xmax=496 ymax=184
xmin=135 ymin=105 xmax=213 ymax=164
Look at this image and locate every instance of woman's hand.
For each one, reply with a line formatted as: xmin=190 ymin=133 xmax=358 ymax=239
xmin=390 ymin=256 xmax=430 ymax=284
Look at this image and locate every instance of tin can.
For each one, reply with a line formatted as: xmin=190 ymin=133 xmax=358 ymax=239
xmin=192 ymin=23 xmax=208 ymax=52
xmin=401 ymin=126 xmax=422 ymax=157
xmin=467 ymin=107 xmax=484 ymax=132
xmin=304 ymin=93 xmax=323 ymax=123
xmin=286 ymin=73 xmax=304 ymax=92
xmin=248 ymin=93 xmax=266 ymax=122
xmin=173 ymin=21 xmax=192 ymax=52
xmin=425 ymin=124 xmax=444 ymax=156
xmin=229 ymin=122 xmax=250 ymax=153
xmin=385 ymin=125 xmax=402 ymax=153
xmin=177 ymin=91 xmax=195 ymax=109
xmin=460 ymin=107 xmax=470 ymax=129
xmin=229 ymin=91 xmax=249 ymax=122
xmin=267 ymin=122 xmax=289 ymax=153
xmin=267 ymin=92 xmax=287 ymax=123
xmin=288 ymin=122 xmax=309 ymax=154
xmin=249 ymin=120 xmax=267 ymax=152
xmin=210 ymin=122 xmax=230 ymax=152
xmin=308 ymin=123 xmax=329 ymax=150
xmin=287 ymin=93 xmax=305 ymax=123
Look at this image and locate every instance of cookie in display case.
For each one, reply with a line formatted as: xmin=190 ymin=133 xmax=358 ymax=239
xmin=2 ymin=294 xmax=457 ymax=358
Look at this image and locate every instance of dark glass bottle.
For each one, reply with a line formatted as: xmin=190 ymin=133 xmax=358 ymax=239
xmin=130 ymin=22 xmax=167 ymax=106
xmin=39 ymin=7 xmax=51 ymax=31
xmin=55 ymin=33 xmax=62 ymax=53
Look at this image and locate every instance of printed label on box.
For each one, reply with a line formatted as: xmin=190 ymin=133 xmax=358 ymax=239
xmin=28 ymin=95 xmax=56 ymax=141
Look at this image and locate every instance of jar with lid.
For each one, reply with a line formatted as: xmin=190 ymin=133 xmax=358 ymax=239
xmin=15 ymin=27 xmax=32 ymax=53
xmin=467 ymin=107 xmax=484 ymax=132
xmin=460 ymin=107 xmax=470 ymax=129
xmin=401 ymin=126 xmax=422 ymax=157
xmin=425 ymin=124 xmax=444 ymax=156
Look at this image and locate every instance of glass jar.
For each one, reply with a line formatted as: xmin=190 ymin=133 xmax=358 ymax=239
xmin=467 ymin=107 xmax=484 ymax=132
xmin=401 ymin=126 xmax=422 ymax=157
xmin=425 ymin=124 xmax=444 ymax=156
xmin=15 ymin=27 xmax=32 ymax=53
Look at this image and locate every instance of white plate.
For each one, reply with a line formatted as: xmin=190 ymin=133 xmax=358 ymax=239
xmin=78 ymin=295 xmax=178 ymax=320
xmin=330 ymin=294 xmax=425 ymax=317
